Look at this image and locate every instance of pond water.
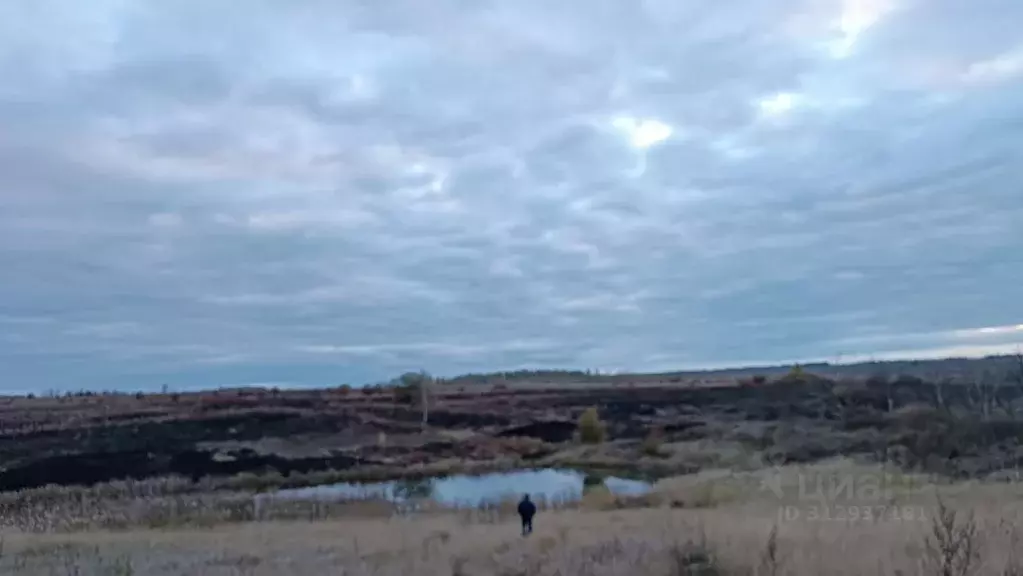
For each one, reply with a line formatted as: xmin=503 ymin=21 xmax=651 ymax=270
xmin=269 ymin=468 xmax=652 ymax=507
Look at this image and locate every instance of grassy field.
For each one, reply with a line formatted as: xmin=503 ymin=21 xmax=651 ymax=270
xmin=6 ymin=363 xmax=1023 ymax=573
xmin=3 ymin=460 xmax=1023 ymax=575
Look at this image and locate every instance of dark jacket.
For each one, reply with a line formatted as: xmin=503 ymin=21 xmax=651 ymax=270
xmin=517 ymin=498 xmax=536 ymax=519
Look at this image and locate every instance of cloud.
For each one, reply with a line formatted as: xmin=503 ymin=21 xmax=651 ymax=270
xmin=1 ymin=0 xmax=1022 ymax=391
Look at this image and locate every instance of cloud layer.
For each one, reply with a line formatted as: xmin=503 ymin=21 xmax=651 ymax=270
xmin=2 ymin=0 xmax=1023 ymax=391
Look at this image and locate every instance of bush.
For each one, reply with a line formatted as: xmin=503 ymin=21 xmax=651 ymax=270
xmin=392 ymin=384 xmax=416 ymax=404
xmin=578 ymin=406 xmax=606 ymax=444
xmin=641 ymin=426 xmax=666 ymax=457
xmin=392 ymin=371 xmax=432 ymax=407
xmin=924 ymin=498 xmax=979 ymax=576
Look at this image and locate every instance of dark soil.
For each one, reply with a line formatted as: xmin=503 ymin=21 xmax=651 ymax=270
xmin=4 ymin=367 xmax=1023 ymax=491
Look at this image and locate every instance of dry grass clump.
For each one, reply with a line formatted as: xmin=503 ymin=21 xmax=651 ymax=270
xmin=0 ymin=479 xmax=617 ymax=533
xmin=0 ymin=510 xmax=732 ymax=575
xmin=641 ymin=426 xmax=668 ymax=457
xmin=6 ymin=462 xmax=1023 ymax=574
xmin=4 ymin=496 xmax=1023 ymax=575
xmin=577 ymin=406 xmax=607 ymax=444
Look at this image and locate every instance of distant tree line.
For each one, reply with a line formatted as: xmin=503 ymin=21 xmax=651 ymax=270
xmin=439 ymin=369 xmax=613 ymax=386
xmin=400 ymin=353 xmax=1023 ymax=388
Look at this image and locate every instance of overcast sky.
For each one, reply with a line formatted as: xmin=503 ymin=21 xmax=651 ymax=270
xmin=2 ymin=0 xmax=1022 ymax=392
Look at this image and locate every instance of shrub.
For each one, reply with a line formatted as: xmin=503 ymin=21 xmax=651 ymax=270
xmin=577 ymin=406 xmax=606 ymax=444
xmin=641 ymin=426 xmax=666 ymax=457
xmin=392 ymin=384 xmax=416 ymax=404
xmin=924 ymin=498 xmax=979 ymax=576
xmin=393 ymin=371 xmax=432 ymax=408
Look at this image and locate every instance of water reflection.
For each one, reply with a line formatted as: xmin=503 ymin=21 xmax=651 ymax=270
xmin=393 ymin=478 xmax=434 ymax=501
xmin=272 ymin=468 xmax=651 ymax=507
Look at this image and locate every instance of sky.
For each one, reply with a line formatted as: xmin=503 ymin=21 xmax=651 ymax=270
xmin=1 ymin=0 xmax=1023 ymax=392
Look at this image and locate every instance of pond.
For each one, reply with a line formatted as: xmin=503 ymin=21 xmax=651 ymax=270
xmin=268 ymin=468 xmax=653 ymax=507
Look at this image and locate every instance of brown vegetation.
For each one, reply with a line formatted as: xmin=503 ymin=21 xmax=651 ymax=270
xmin=4 ymin=357 xmax=1023 ymax=492
xmin=4 ymin=461 xmax=1023 ymax=574
xmin=4 ymin=356 xmax=1023 ymax=573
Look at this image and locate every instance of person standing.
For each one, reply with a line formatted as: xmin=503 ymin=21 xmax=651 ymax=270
xmin=517 ymin=494 xmax=536 ymax=536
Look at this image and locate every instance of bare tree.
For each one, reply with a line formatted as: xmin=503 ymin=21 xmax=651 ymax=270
xmin=969 ymin=369 xmax=997 ymax=422
xmin=420 ymin=375 xmax=430 ymax=428
xmin=928 ymin=371 xmax=948 ymax=412
xmin=1012 ymin=352 xmax=1023 ymax=478
xmin=871 ymin=369 xmax=894 ymax=414
xmin=397 ymin=370 xmax=433 ymax=429
xmin=884 ymin=377 xmax=894 ymax=414
xmin=1004 ymin=351 xmax=1023 ymax=420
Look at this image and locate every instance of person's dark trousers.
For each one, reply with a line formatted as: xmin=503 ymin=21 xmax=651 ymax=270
xmin=521 ymin=516 xmax=533 ymax=536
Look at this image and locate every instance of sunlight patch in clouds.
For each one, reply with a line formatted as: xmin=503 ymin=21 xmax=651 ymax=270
xmin=610 ymin=115 xmax=674 ymax=149
xmin=829 ymin=0 xmax=897 ymax=58
xmin=757 ymin=91 xmax=800 ymax=117
xmin=952 ymin=324 xmax=1023 ymax=339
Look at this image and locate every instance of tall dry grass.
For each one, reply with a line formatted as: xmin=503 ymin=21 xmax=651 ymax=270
xmin=3 ymin=496 xmax=1023 ymax=575
xmin=4 ymin=460 xmax=1023 ymax=574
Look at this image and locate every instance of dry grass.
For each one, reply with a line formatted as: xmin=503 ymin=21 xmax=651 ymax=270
xmin=3 ymin=495 xmax=1023 ymax=575
xmin=4 ymin=461 xmax=1023 ymax=574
